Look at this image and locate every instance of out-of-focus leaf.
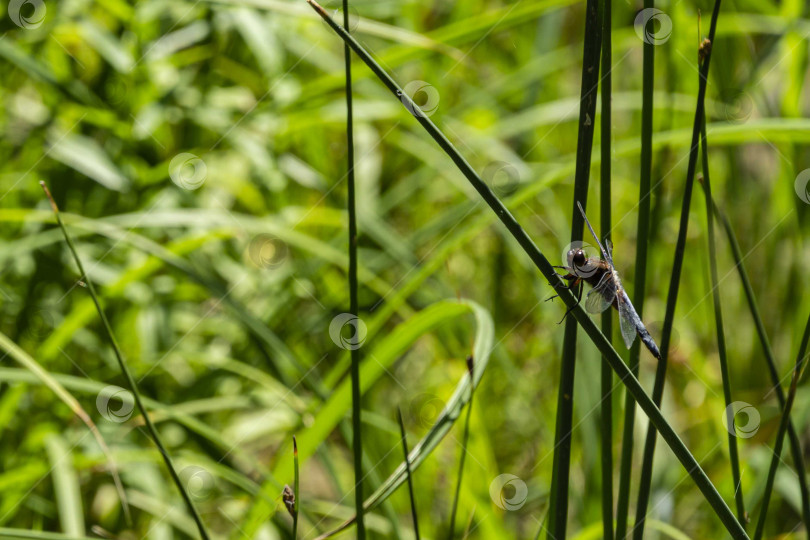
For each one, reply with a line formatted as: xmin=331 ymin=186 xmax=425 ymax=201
xmin=44 ymin=434 xmax=85 ymax=537
xmin=48 ymin=133 xmax=130 ymax=192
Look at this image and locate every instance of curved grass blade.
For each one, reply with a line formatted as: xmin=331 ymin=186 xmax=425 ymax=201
xmin=752 ymin=311 xmax=810 ymax=539
xmin=447 ymin=356 xmax=475 ymax=539
xmin=632 ymin=2 xmax=723 ymax=537
xmin=312 ymin=302 xmax=493 ymax=540
xmin=397 ymin=408 xmax=420 ymax=540
xmin=699 ymin=119 xmax=745 ymax=525
xmin=43 ymin=434 xmax=84 ymax=537
xmin=40 ymin=183 xmax=210 ymax=540
xmin=0 ymin=330 xmax=130 ymax=523
xmin=0 ymin=529 xmax=96 ymax=540
xmin=306 ymin=4 xmax=748 ymax=536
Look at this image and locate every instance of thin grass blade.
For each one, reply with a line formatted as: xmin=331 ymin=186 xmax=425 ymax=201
xmin=40 ymin=182 xmax=210 ymax=540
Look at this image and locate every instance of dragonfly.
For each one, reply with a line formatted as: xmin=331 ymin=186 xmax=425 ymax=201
xmin=553 ymin=202 xmax=661 ymax=359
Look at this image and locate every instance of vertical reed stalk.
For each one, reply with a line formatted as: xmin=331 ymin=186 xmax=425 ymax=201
xmin=548 ymin=0 xmax=601 ymax=536
xmin=711 ymin=202 xmax=810 ymax=531
xmin=699 ymin=119 xmax=745 ymax=526
xmin=397 ymin=408 xmax=420 ymax=539
xmin=633 ymin=2 xmax=722 ymax=537
xmin=599 ymin=0 xmax=614 ymax=537
xmin=752 ymin=311 xmax=810 ymax=539
xmin=293 ymin=436 xmax=300 ymax=538
xmin=615 ymin=0 xmax=656 ymax=532
xmin=342 ymin=0 xmax=364 ymax=536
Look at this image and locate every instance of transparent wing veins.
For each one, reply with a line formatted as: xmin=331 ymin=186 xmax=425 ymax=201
xmin=617 ymin=294 xmax=638 ymax=349
xmin=585 ymin=272 xmax=615 ymax=314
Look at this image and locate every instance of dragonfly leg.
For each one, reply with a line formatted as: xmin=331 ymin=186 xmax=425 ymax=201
xmin=557 ymin=282 xmax=583 ymax=324
xmin=546 ymin=276 xmax=577 ymax=302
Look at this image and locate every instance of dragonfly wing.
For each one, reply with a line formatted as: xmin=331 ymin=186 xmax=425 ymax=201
xmin=585 ymin=274 xmax=615 ymax=314
xmin=617 ymin=295 xmax=638 ymax=349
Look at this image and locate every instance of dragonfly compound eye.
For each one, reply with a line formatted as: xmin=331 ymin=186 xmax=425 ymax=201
xmin=572 ymin=250 xmax=587 ymax=267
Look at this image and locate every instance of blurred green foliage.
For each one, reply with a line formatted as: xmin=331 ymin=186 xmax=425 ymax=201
xmin=1 ymin=0 xmax=810 ymax=538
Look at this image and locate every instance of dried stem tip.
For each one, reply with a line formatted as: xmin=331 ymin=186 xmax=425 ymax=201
xmin=39 ymin=181 xmax=59 ymax=213
xmin=306 ymin=0 xmax=329 ymax=19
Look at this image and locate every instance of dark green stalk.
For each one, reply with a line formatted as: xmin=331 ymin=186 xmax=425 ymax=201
xmin=599 ymin=0 xmax=614 ymax=537
xmin=306 ymin=4 xmax=747 ymax=535
xmin=548 ymin=0 xmax=601 ymax=536
xmin=712 ymin=202 xmax=810 ymax=531
xmin=293 ymin=436 xmax=300 ymax=539
xmin=615 ymin=0 xmax=656 ymax=535
xmin=40 ymin=182 xmax=210 ymax=540
xmin=341 ymin=0 xmax=364 ymax=536
xmin=632 ymin=2 xmax=722 ymax=538
xmin=699 ymin=119 xmax=745 ymax=526
xmin=397 ymin=408 xmax=420 ymax=540
xmin=448 ymin=357 xmax=474 ymax=539
xmin=752 ymin=311 xmax=810 ymax=540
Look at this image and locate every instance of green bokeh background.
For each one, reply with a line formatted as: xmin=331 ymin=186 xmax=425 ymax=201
xmin=1 ymin=0 xmax=809 ymax=538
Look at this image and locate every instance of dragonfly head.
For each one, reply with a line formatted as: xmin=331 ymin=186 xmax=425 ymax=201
xmin=567 ymin=248 xmax=587 ymax=269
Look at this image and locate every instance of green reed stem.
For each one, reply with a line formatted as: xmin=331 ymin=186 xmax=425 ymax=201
xmin=615 ymin=0 xmax=655 ymax=534
xmin=341 ymin=0 xmax=365 ymax=536
xmin=293 ymin=435 xmax=300 ymax=538
xmin=306 ymin=4 xmax=748 ymax=536
xmin=712 ymin=200 xmax=810 ymax=533
xmin=753 ymin=311 xmax=810 ymax=539
xmin=40 ymin=182 xmax=210 ymax=540
xmin=632 ymin=3 xmax=722 ymax=538
xmin=548 ymin=0 xmax=601 ymax=536
xmin=599 ymin=0 xmax=614 ymax=537
xmin=397 ymin=408 xmax=420 ymax=540
xmin=699 ymin=119 xmax=745 ymax=526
